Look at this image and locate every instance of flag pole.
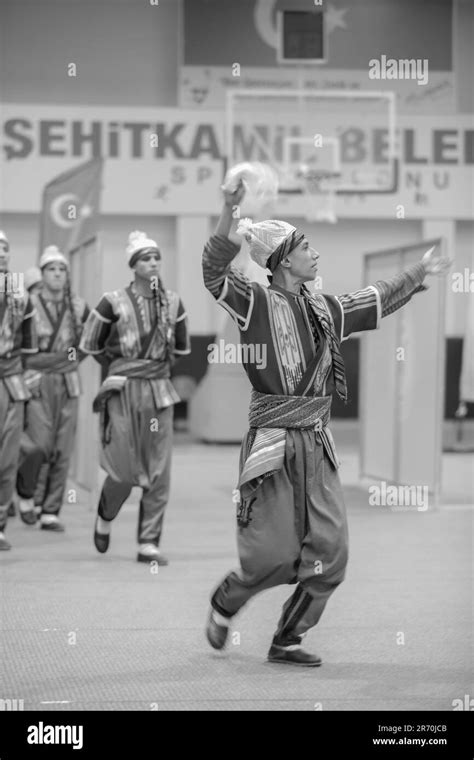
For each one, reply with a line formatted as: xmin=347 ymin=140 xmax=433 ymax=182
xmin=68 ymin=236 xmax=98 ymax=257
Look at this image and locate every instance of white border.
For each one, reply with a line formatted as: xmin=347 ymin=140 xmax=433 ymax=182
xmin=276 ymin=10 xmax=327 ymax=65
xmin=367 ymin=285 xmax=382 ymax=329
xmin=216 ymin=276 xmax=255 ymax=332
xmin=334 ymin=295 xmax=345 ymax=343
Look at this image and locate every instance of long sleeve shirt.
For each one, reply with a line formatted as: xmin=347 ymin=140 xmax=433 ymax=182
xmin=79 ymin=283 xmax=190 ymax=362
xmin=202 ymin=235 xmax=427 ymax=398
xmin=0 ymin=293 xmax=38 ymax=400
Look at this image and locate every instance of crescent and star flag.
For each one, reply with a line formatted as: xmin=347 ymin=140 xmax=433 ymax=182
xmin=39 ymin=158 xmax=103 ymax=257
xmin=183 ymin=0 xmax=452 ymax=70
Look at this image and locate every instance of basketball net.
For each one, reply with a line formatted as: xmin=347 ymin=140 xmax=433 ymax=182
xmin=297 ymin=167 xmax=339 ymax=224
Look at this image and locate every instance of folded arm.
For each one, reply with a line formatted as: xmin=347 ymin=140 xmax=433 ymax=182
xmin=79 ymin=295 xmax=115 ymax=364
xmin=20 ymin=297 xmax=39 ymax=357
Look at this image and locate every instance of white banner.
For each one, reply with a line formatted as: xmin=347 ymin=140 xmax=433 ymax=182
xmin=0 ymin=105 xmax=473 ymax=219
xmin=179 ymin=66 xmax=455 ymax=114
xmin=0 ymin=106 xmax=224 ymax=216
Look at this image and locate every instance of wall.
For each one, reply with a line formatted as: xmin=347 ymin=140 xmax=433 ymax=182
xmin=0 ymin=0 xmax=180 ymax=107
xmin=455 ymin=0 xmax=474 ymax=113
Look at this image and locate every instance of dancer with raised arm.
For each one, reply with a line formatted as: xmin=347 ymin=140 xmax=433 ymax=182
xmin=203 ymin=181 xmax=450 ymax=666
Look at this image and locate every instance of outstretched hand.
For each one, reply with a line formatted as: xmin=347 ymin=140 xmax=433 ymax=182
xmin=422 ymin=246 xmax=452 ymax=276
xmin=221 ymin=177 xmax=246 ymax=208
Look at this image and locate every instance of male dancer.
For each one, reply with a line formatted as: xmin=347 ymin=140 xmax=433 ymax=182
xmin=80 ymin=231 xmax=190 ymax=564
xmin=19 ymin=246 xmax=90 ymax=531
xmin=203 ymin=182 xmax=450 ymax=666
xmin=8 ymin=266 xmax=48 ymax=524
xmin=0 ymin=230 xmax=38 ymax=550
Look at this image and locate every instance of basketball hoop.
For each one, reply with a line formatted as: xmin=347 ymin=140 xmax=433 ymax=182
xmin=297 ymin=166 xmax=340 ymax=224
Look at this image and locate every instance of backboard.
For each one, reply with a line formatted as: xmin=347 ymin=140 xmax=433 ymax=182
xmin=225 ymin=88 xmax=398 ymax=197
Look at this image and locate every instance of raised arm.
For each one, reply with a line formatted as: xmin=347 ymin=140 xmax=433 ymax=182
xmin=202 ymin=180 xmax=255 ymax=332
xmin=335 ymin=246 xmax=451 ymax=340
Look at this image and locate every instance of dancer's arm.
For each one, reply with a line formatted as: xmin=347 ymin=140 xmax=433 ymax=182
xmin=20 ymin=296 xmax=38 ymax=355
xmin=214 ymin=179 xmax=245 ymax=238
xmin=79 ymin=295 xmax=115 ymax=361
xmin=334 ymin=247 xmax=451 ymax=340
xmin=202 ymin=180 xmax=255 ymax=332
xmin=173 ymin=299 xmax=191 ymax=356
xmin=77 ymin=300 xmax=91 ymax=363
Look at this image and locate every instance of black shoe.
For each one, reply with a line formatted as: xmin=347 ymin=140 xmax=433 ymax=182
xmin=0 ymin=534 xmax=12 ymax=550
xmin=205 ymin=608 xmax=231 ymax=650
xmin=7 ymin=502 xmax=16 ymax=518
xmin=20 ymin=509 xmax=37 ymax=526
xmin=93 ymin=519 xmax=110 ymax=554
xmin=267 ymin=643 xmax=322 ymax=667
xmin=40 ymin=519 xmax=65 ymax=532
xmin=136 ymin=550 xmax=168 ymax=565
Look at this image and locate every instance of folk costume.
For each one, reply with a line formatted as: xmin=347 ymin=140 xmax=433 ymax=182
xmin=203 ymin=219 xmax=428 ymax=656
xmin=79 ymin=231 xmax=190 ymax=561
xmin=19 ymin=246 xmax=89 ymax=530
xmin=0 ymin=230 xmax=38 ymax=549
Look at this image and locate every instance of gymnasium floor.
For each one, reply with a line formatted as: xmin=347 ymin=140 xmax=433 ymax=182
xmin=1 ymin=426 xmax=472 ymax=711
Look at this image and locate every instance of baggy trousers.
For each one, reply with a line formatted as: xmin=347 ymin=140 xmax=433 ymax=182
xmin=211 ymin=428 xmax=349 ymax=643
xmin=16 ymin=432 xmax=46 ymax=500
xmin=21 ymin=374 xmax=78 ymax=515
xmin=0 ymin=383 xmax=24 ymax=531
xmin=97 ymin=380 xmax=173 ymax=546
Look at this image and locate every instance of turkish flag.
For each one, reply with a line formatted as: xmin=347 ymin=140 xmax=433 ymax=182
xmin=39 ymin=158 xmax=103 ymax=258
xmin=183 ymin=0 xmax=453 ymax=70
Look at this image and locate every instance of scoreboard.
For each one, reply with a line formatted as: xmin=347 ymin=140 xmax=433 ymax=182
xmin=277 ymin=9 xmax=326 ymax=64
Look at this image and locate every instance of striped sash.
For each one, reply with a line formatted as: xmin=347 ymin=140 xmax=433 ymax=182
xmin=301 ymin=288 xmax=347 ymax=402
xmin=238 ymin=391 xmax=336 ymax=494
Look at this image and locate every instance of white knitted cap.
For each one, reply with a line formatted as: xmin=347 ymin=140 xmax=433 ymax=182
xmin=39 ymin=245 xmax=69 ymax=270
xmin=0 ymin=230 xmax=9 ymax=251
xmin=235 ymin=218 xmax=296 ymax=270
xmin=126 ymin=230 xmax=159 ymax=264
